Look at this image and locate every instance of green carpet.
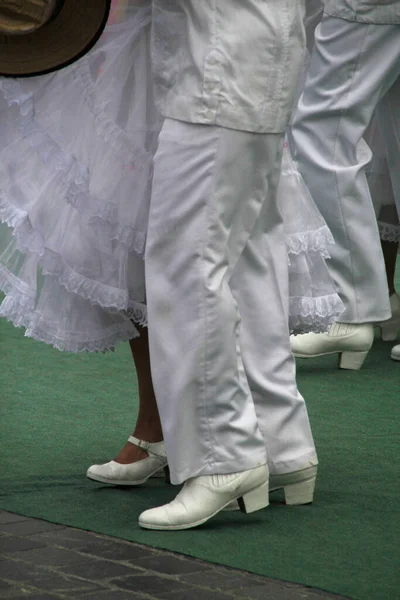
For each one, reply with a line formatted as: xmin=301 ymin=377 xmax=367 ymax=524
xmin=1 ymin=278 xmax=399 ymax=599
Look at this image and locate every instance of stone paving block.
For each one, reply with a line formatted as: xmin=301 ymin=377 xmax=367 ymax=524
xmin=56 ymin=558 xmax=139 ymax=580
xmin=0 ymin=520 xmax=66 ymax=536
xmin=4 ymin=569 xmax=102 ymax=594
xmin=110 ymin=574 xmax=193 ymax=597
xmin=75 ymin=591 xmax=147 ymax=599
xmin=133 ymin=554 xmax=210 ymax=575
xmin=78 ymin=540 xmax=156 ymax=561
xmin=4 ymin=545 xmax=98 ymax=566
xmin=29 ymin=528 xmax=105 ymax=549
xmin=161 ymin=589 xmax=235 ymax=600
xmin=0 ymin=559 xmax=46 ymax=581
xmin=0 ymin=560 xmax=102 ymax=596
xmin=11 ymin=595 xmax=61 ymax=600
xmin=180 ymin=569 xmax=266 ymax=591
xmin=0 ymin=512 xmax=30 ymax=524
xmin=0 ymin=579 xmax=13 ymax=591
xmin=0 ymin=536 xmax=47 ymax=553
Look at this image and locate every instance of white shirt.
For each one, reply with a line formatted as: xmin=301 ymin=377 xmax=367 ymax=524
xmin=323 ymin=0 xmax=400 ymax=24
xmin=151 ymin=1 xmax=306 ymax=134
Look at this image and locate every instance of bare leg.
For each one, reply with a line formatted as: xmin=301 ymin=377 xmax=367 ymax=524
xmin=114 ymin=326 xmax=163 ymax=464
xmin=381 ymin=240 xmax=399 ymax=297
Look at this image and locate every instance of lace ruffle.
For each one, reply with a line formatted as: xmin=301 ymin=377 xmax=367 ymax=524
xmin=0 ymin=293 xmax=138 ymax=352
xmin=286 ymin=225 xmax=334 ymax=258
xmin=379 ymin=222 xmax=400 ymax=243
xmin=0 ymin=193 xmax=131 ymax=311
xmin=0 ymin=78 xmax=151 ymax=254
xmin=289 ymin=294 xmax=345 ymax=335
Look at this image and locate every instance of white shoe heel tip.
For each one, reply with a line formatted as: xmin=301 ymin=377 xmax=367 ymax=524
xmin=238 ymin=481 xmax=269 ymax=514
xmin=339 ymin=350 xmax=368 ymax=370
xmin=283 ymin=477 xmax=316 ymax=505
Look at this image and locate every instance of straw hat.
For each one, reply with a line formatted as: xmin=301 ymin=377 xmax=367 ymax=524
xmin=0 ymin=0 xmax=111 ymax=77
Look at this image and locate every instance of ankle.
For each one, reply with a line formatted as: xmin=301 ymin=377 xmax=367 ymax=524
xmin=132 ymin=427 xmax=163 ymax=444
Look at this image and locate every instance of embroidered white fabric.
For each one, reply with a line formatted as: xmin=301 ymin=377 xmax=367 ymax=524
xmin=378 ymin=222 xmax=400 ymax=243
xmin=0 ymin=1 xmax=345 ymax=351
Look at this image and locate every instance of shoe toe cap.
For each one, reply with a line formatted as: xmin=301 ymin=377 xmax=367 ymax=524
xmin=86 ymin=461 xmax=115 ymax=479
xmin=139 ymin=506 xmax=171 ymax=528
xmin=391 ymin=344 xmax=400 ymax=360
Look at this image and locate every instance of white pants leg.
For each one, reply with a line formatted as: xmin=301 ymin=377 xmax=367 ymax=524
xmin=145 ymin=119 xmax=316 ymax=484
xmin=291 ymin=16 xmax=400 ymax=323
xmin=376 ymin=77 xmax=400 ymax=220
xmin=230 ymin=199 xmax=317 ymax=475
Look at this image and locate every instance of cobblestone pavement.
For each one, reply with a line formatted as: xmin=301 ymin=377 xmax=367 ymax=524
xmin=0 ymin=511 xmax=349 ymax=600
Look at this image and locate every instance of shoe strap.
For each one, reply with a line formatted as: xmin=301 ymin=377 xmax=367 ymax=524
xmin=127 ymin=436 xmax=166 ymax=458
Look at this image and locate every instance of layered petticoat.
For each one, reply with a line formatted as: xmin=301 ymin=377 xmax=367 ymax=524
xmin=0 ymin=3 xmax=344 ymax=352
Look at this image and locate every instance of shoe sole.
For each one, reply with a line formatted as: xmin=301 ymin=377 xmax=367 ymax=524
xmin=86 ymin=465 xmax=169 ymax=486
xmin=294 ymin=349 xmax=370 ymax=370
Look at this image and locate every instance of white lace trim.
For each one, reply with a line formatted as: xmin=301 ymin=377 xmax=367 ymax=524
xmin=286 ymin=226 xmax=334 ymax=258
xmin=0 ymin=191 xmax=137 ymax=311
xmin=0 ymin=265 xmax=36 ymax=307
xmin=73 ymin=60 xmax=153 ymax=173
xmin=0 ymin=293 xmax=139 ymax=352
xmin=127 ymin=302 xmax=148 ymax=327
xmin=289 ymin=294 xmax=345 ymax=335
xmin=379 ymin=222 xmax=400 ymax=243
xmin=0 ymin=78 xmax=150 ymax=254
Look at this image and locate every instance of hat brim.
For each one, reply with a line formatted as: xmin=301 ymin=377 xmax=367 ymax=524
xmin=0 ymin=0 xmax=111 ymax=77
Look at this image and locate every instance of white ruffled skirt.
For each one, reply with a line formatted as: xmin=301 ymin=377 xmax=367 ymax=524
xmin=0 ymin=2 xmax=344 ymax=352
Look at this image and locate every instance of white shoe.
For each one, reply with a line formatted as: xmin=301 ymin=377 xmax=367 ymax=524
xmin=391 ymin=344 xmax=400 ymax=362
xmin=290 ymin=323 xmax=374 ymax=370
xmin=138 ymin=464 xmax=269 ymax=531
xmin=378 ymin=293 xmax=400 ymax=341
xmin=86 ymin=436 xmax=168 ymax=485
xmin=225 ymin=464 xmax=317 ymax=511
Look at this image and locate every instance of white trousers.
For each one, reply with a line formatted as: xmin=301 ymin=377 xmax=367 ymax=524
xmin=291 ymin=15 xmax=400 ymax=323
xmin=145 ymin=119 xmax=317 ymax=484
xmin=376 ymin=77 xmax=400 ymax=219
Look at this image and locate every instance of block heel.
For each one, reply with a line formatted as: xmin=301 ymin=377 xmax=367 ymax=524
xmin=283 ymin=476 xmax=316 ymax=505
xmin=380 ymin=324 xmax=399 ymax=342
xmin=238 ymin=481 xmax=269 ymax=514
xmin=339 ymin=349 xmax=369 ymax=370
xmin=164 ymin=465 xmax=171 ymax=484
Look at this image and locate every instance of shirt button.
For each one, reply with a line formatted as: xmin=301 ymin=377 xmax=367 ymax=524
xmin=205 ymin=110 xmax=214 ymax=120
xmin=205 ymin=83 xmax=218 ymax=94
xmin=208 ymin=57 xmax=217 ymax=66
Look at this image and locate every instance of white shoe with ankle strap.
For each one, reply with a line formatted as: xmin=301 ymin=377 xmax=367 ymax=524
xmin=86 ymin=436 xmax=169 ymax=485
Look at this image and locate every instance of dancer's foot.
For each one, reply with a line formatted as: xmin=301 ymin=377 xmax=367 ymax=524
xmin=86 ymin=436 xmax=168 ymax=485
xmin=139 ymin=464 xmax=269 ymax=531
xmin=290 ymin=323 xmax=374 ymax=370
